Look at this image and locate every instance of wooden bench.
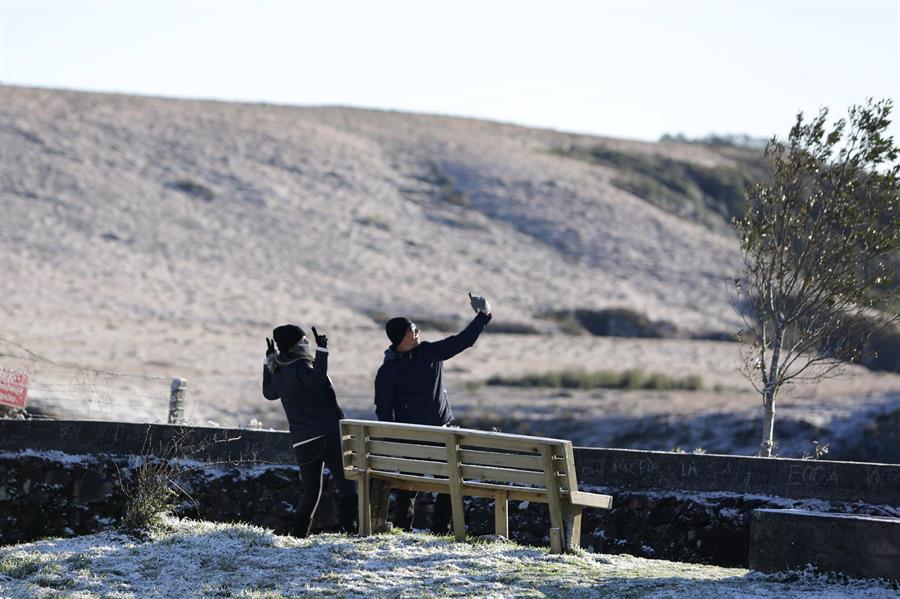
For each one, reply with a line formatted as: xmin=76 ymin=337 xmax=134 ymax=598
xmin=340 ymin=418 xmax=612 ymax=553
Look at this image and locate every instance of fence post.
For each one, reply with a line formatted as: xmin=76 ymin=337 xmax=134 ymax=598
xmin=168 ymin=378 xmax=188 ymax=424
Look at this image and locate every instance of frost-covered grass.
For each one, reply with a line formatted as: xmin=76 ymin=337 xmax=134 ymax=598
xmin=0 ymin=517 xmax=895 ymax=598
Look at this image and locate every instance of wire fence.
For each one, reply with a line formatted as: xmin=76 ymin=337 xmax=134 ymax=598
xmin=0 ymin=336 xmax=190 ymax=423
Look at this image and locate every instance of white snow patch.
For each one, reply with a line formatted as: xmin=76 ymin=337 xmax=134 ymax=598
xmin=755 ymin=509 xmax=900 ymax=523
xmin=0 ymin=449 xmax=94 ymax=465
xmin=579 ymin=485 xmax=899 ymax=517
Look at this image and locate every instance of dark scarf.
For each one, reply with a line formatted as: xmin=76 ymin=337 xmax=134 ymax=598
xmin=267 ymin=344 xmax=313 ymax=373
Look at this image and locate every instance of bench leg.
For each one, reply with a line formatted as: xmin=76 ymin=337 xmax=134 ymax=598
xmin=549 ymin=528 xmax=563 ymax=554
xmin=357 ymin=474 xmax=372 ymax=536
xmin=563 ymin=502 xmax=582 ymax=551
xmin=371 ymin=478 xmax=392 ymax=533
xmin=446 ymin=435 xmax=466 ymax=542
xmin=540 ymin=445 xmax=566 ymax=553
xmin=494 ymin=491 xmax=509 ymax=538
xmin=448 ymin=486 xmax=466 ymax=541
xmin=546 ymin=494 xmax=565 ymax=554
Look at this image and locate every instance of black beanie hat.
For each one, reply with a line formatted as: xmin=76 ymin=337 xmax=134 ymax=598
xmin=273 ymin=324 xmax=305 ymax=353
xmin=385 ymin=317 xmax=412 ymax=347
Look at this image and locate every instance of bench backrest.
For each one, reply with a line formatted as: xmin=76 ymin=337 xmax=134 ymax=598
xmin=340 ymin=419 xmax=580 ymax=500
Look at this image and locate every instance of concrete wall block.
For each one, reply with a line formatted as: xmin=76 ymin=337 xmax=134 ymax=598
xmin=749 ymin=509 xmax=900 ymax=581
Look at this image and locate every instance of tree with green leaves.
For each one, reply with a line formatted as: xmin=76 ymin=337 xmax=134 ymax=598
xmin=733 ymin=99 xmax=899 ymax=457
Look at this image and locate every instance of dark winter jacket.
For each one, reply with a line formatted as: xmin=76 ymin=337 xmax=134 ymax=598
xmin=263 ymin=348 xmax=344 ymax=445
xmin=374 ymin=312 xmax=491 ymax=425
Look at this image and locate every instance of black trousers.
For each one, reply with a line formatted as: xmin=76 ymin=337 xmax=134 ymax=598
xmin=392 ymin=489 xmax=452 ymax=534
xmin=293 ymin=430 xmax=357 ymax=537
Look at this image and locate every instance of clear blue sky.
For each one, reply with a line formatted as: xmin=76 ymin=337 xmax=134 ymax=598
xmin=1 ymin=1 xmax=898 ymax=142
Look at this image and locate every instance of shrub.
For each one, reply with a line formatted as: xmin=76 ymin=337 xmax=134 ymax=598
xmin=356 ymin=215 xmax=391 ymax=231
xmin=485 ymin=369 xmax=704 ymax=391
xmin=682 ymin=375 xmax=704 ymax=391
xmin=643 ymin=372 xmax=673 ymax=390
xmin=552 ymin=144 xmax=765 ymax=232
xmin=538 ymin=308 xmax=680 ymax=338
xmin=482 ymin=321 xmax=541 ymax=335
xmin=116 ymin=427 xmax=247 ymax=535
xmin=169 ymin=179 xmax=214 ymax=202
xmin=486 ymin=372 xmax=562 ymax=388
xmin=409 ymin=161 xmax=472 ymax=208
xmin=621 ymin=368 xmax=645 ymax=389
xmin=118 ymin=456 xmax=179 ymax=533
xmin=439 ymin=182 xmax=469 ymax=207
xmin=826 ymin=315 xmax=900 ymax=374
xmin=742 ymin=298 xmax=900 ymax=374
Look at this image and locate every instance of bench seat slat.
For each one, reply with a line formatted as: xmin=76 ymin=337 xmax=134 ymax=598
xmin=368 ymin=440 xmax=447 ymax=462
xmin=462 ymin=480 xmax=552 ymax=497
xmin=342 ymin=418 xmax=566 ymax=445
xmin=367 ymin=469 xmax=445 ymax=487
xmin=359 ymin=426 xmax=556 ymax=455
xmin=365 ymin=428 xmax=455 ymax=444
xmin=345 ymin=420 xmax=562 ymax=454
xmin=362 ymin=472 xmax=553 ymax=504
xmin=368 ymin=455 xmax=449 ymax=477
xmin=461 ymin=464 xmax=554 ymax=487
xmin=459 ymin=449 xmax=544 ymax=471
xmin=457 ymin=434 xmax=546 ymax=454
xmin=348 ymin=467 xmax=553 ymax=499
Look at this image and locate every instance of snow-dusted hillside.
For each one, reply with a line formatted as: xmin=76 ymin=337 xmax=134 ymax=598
xmin=3 ymin=85 xmax=898 ymax=439
xmin=1 ymin=85 xmax=743 ymax=330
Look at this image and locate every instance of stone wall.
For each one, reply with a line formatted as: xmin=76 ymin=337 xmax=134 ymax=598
xmin=4 ymin=420 xmax=899 ymax=504
xmin=0 ymin=451 xmax=325 ymax=546
xmin=2 ymin=420 xmax=899 ymax=568
xmin=0 ymin=420 xmax=296 ymax=464
xmin=573 ymin=447 xmax=900 ymax=504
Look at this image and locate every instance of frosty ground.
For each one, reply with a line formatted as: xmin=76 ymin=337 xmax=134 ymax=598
xmin=0 ymin=517 xmax=895 ymax=598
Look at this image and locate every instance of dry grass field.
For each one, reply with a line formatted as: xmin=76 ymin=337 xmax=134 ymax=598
xmin=2 ymin=85 xmax=897 ymax=459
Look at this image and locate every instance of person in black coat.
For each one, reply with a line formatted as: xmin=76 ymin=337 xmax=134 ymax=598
xmin=263 ymin=324 xmax=357 ymax=537
xmin=374 ymin=293 xmax=492 ymax=533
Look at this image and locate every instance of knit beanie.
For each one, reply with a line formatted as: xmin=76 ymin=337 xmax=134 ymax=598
xmin=273 ymin=324 xmax=305 ymax=353
xmin=385 ymin=317 xmax=412 ymax=347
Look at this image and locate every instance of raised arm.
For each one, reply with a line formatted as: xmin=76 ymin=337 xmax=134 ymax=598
xmin=428 ymin=311 xmax=492 ymax=361
xmin=262 ymin=337 xmax=280 ymax=400
xmin=262 ymin=365 xmax=280 ymax=400
xmin=312 ymin=326 xmax=329 ymax=377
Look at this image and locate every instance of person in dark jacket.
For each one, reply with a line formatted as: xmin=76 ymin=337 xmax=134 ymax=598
xmin=374 ymin=293 xmax=492 ymax=533
xmin=263 ymin=324 xmax=357 ymax=537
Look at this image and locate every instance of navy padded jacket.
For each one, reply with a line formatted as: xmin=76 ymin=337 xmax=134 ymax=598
xmin=263 ymin=348 xmax=343 ymax=445
xmin=374 ymin=312 xmax=491 ymax=425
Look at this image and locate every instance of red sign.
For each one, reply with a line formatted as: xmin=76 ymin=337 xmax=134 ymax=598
xmin=0 ymin=368 xmax=28 ymax=409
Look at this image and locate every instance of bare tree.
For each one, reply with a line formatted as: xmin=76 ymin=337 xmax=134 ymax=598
xmin=734 ymin=99 xmax=899 ymax=457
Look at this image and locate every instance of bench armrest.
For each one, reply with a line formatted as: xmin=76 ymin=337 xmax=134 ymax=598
xmin=568 ymin=490 xmax=613 ymax=509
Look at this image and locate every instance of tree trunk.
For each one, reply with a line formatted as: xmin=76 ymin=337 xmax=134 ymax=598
xmin=760 ymin=395 xmax=776 ymax=457
xmin=760 ymin=322 xmax=784 ymax=457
